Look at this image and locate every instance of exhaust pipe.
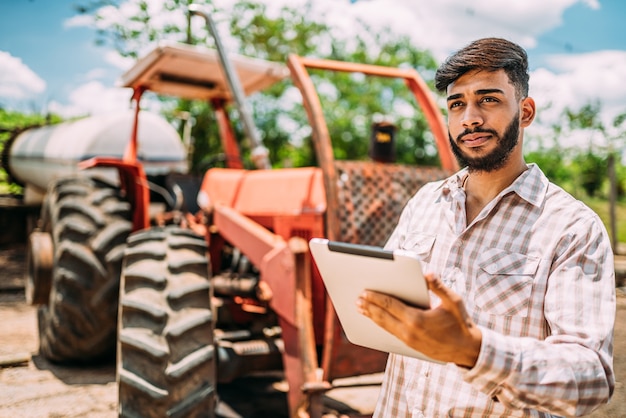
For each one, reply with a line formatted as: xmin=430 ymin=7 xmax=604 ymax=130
xmin=188 ymin=4 xmax=271 ymax=170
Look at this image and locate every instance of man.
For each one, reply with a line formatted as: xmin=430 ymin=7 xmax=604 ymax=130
xmin=356 ymin=37 xmax=615 ymax=417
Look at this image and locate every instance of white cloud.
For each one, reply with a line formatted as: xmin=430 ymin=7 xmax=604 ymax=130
xmin=48 ymin=81 xmax=132 ymax=118
xmin=229 ymin=0 xmax=600 ymax=65
xmin=338 ymin=0 xmax=593 ymax=61
xmin=84 ymin=68 xmax=108 ymax=80
xmin=11 ymin=0 xmax=626 ymax=143
xmin=546 ymin=50 xmax=626 ymax=108
xmin=47 ymin=80 xmax=167 ymax=119
xmin=234 ymin=0 xmax=626 ymax=133
xmin=529 ymin=50 xmax=626 ymax=128
xmin=104 ymin=50 xmax=135 ymax=72
xmin=63 ymin=13 xmax=94 ymax=28
xmin=0 ymin=51 xmax=46 ymax=102
xmin=346 ymin=0 xmax=626 ymax=152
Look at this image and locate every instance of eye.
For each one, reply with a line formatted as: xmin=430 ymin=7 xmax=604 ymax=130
xmin=449 ymin=101 xmax=463 ymax=110
xmin=481 ymin=97 xmax=499 ymax=103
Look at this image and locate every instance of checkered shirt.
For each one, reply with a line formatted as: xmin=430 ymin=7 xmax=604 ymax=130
xmin=375 ymin=163 xmax=615 ymax=417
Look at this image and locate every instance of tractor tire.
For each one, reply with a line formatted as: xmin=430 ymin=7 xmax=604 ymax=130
xmin=37 ymin=175 xmax=132 ymax=363
xmin=118 ymin=226 xmax=217 ymax=418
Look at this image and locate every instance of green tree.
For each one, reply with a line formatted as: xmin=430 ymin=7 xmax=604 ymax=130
xmin=0 ymin=110 xmax=63 ymax=194
xmin=77 ymin=0 xmax=442 ymax=169
xmin=563 ymin=102 xmax=607 ymax=197
xmin=561 ymin=101 xmax=626 ymax=251
xmin=572 ymin=150 xmax=606 ymax=198
xmin=610 ymin=112 xmax=626 ymax=200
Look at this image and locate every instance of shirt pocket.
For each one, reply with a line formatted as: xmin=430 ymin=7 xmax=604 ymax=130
xmin=474 ymin=248 xmax=540 ymax=317
xmin=399 ymin=233 xmax=436 ymax=262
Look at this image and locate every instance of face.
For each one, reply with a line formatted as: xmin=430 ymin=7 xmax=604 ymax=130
xmin=445 ymin=69 xmax=534 ymax=173
xmin=448 ymin=110 xmax=519 ymax=172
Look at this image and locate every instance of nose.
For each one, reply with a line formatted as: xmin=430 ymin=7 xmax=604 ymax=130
xmin=461 ymin=104 xmax=483 ymax=128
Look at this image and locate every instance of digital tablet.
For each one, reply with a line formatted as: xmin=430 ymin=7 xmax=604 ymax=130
xmin=309 ymin=238 xmax=441 ymax=363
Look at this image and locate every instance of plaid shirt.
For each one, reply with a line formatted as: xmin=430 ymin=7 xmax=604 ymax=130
xmin=376 ymin=164 xmax=615 ymax=417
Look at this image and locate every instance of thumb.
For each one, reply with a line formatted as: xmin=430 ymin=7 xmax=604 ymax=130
xmin=425 ymin=273 xmax=453 ymax=301
xmin=425 ymin=273 xmax=473 ymax=327
xmin=425 ymin=273 xmax=464 ymax=310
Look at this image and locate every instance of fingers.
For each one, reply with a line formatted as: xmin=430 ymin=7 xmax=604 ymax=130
xmin=356 ymin=275 xmax=482 ymax=366
xmin=425 ymin=273 xmax=473 ymax=329
xmin=425 ymin=273 xmax=464 ymax=307
xmin=357 ymin=290 xmax=403 ymax=318
xmin=356 ymin=274 xmax=463 ymax=324
xmin=356 ymin=290 xmax=384 ymax=318
xmin=425 ymin=273 xmax=452 ymax=299
xmin=359 ymin=274 xmax=454 ymax=312
xmin=357 ymin=290 xmax=426 ymax=332
xmin=356 ymin=290 xmax=419 ymax=342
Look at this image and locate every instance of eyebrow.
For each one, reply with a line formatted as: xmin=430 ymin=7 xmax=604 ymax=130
xmin=446 ymin=88 xmax=506 ymax=102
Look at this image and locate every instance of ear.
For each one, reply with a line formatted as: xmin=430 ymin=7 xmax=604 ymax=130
xmin=520 ymin=97 xmax=536 ymax=128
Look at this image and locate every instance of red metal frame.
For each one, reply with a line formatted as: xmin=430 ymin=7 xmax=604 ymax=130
xmin=87 ymin=49 xmax=457 ymax=417
xmin=211 ymin=98 xmax=244 ymax=169
xmin=287 ymin=54 xmax=457 ymax=241
xmin=79 ymin=87 xmax=151 ymax=231
xmin=285 ymin=55 xmax=458 ymax=392
xmin=200 ymin=55 xmax=457 ymax=417
xmin=212 ymin=203 xmax=324 ymax=417
xmin=79 ymin=87 xmax=248 ymax=232
xmin=200 ymin=164 xmax=327 ymax=416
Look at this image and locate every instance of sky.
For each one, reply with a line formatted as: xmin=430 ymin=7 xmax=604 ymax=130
xmin=1 ymin=0 xmax=626 ymax=149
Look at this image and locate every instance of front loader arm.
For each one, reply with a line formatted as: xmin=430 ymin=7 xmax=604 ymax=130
xmin=212 ymin=203 xmax=325 ymax=417
xmin=213 ymin=204 xmax=295 ymax=320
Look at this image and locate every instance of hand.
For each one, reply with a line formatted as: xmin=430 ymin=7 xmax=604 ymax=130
xmin=356 ymin=273 xmax=482 ymax=367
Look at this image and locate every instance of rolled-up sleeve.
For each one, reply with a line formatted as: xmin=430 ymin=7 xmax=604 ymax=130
xmin=463 ymin=216 xmax=615 ymax=416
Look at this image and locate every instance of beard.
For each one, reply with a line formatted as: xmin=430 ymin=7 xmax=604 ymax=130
xmin=448 ymin=111 xmax=520 ymax=173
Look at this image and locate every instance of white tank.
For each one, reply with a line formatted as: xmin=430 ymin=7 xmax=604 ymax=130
xmin=7 ymin=110 xmax=188 ymax=201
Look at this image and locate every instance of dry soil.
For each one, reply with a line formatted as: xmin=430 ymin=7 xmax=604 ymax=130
xmin=1 ymin=245 xmax=625 ymax=418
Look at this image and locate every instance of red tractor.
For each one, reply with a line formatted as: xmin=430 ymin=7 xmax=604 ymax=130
xmin=20 ymin=10 xmax=457 ymax=418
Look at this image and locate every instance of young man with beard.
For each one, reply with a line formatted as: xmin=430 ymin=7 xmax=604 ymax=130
xmin=356 ymin=38 xmax=615 ymax=417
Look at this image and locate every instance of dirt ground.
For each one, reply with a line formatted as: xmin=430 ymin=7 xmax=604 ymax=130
xmin=0 ymin=245 xmax=379 ymax=418
xmin=1 ymin=244 xmax=625 ymax=418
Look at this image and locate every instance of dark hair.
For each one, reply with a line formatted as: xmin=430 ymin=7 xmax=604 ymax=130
xmin=434 ymin=38 xmax=529 ymax=99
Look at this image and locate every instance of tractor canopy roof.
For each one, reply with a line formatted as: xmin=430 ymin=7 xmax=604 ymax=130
xmin=118 ymin=41 xmax=290 ymax=101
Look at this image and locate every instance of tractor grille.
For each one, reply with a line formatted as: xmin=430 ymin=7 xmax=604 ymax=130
xmin=334 ymin=161 xmax=449 ymax=247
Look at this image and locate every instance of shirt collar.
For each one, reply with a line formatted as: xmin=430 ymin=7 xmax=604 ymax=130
xmin=506 ymin=163 xmax=549 ymax=208
xmin=436 ymin=163 xmax=548 ymax=207
xmin=436 ymin=168 xmax=467 ymax=203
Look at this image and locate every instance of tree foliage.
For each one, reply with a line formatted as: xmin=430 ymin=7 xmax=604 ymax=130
xmin=0 ymin=110 xmax=64 ymax=194
xmin=573 ymin=151 xmax=606 ymax=197
xmin=525 ymin=101 xmax=626 ymax=200
xmin=77 ymin=0 xmax=443 ymax=169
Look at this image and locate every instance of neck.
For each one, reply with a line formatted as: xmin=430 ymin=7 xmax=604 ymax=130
xmin=464 ymin=160 xmax=527 ymax=223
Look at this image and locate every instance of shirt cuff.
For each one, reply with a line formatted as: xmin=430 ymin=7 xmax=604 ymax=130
xmin=462 ymin=325 xmax=518 ymax=397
